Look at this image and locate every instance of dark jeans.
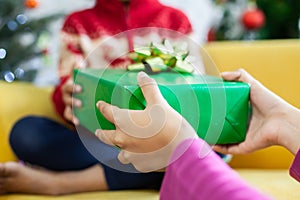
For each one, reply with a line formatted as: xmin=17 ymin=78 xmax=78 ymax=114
xmin=10 ymin=116 xmax=164 ymax=190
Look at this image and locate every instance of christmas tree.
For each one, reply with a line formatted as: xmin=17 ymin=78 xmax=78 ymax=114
xmin=257 ymin=0 xmax=300 ymax=39
xmin=209 ymin=0 xmax=300 ymax=41
xmin=0 ymin=0 xmax=61 ymax=82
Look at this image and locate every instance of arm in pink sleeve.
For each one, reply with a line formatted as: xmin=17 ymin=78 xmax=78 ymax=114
xmin=160 ymin=138 xmax=272 ymax=200
xmin=289 ymin=149 xmax=300 ymax=182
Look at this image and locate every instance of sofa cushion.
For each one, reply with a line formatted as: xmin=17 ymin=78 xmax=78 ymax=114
xmin=0 ymin=190 xmax=159 ymax=200
xmin=0 ymin=81 xmax=62 ymax=162
xmin=0 ymin=170 xmax=298 ymax=199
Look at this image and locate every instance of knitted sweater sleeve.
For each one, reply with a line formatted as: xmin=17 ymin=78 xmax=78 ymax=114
xmin=51 ymin=14 xmax=86 ymax=119
xmin=160 ymin=138 xmax=272 ymax=200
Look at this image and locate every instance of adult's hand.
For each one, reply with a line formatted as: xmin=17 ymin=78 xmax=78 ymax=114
xmin=214 ymin=69 xmax=300 ymax=155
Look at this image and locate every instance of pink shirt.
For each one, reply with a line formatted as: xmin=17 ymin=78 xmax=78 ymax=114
xmin=290 ymin=149 xmax=300 ymax=182
xmin=160 ymin=138 xmax=273 ymax=200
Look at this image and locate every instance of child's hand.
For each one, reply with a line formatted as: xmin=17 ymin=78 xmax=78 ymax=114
xmin=62 ymin=77 xmax=82 ymax=125
xmin=95 ymin=72 xmax=198 ymax=172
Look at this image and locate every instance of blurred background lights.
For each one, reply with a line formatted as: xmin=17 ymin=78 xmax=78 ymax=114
xmin=0 ymin=48 xmax=7 ymax=59
xmin=7 ymin=20 xmax=18 ymax=31
xmin=19 ymin=32 xmax=35 ymax=46
xmin=15 ymin=68 xmax=25 ymax=78
xmin=3 ymin=71 xmax=15 ymax=82
xmin=16 ymin=14 xmax=28 ymax=25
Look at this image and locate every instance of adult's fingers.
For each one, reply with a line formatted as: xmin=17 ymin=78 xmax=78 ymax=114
xmin=221 ymin=68 xmax=256 ymax=85
xmin=213 ymin=142 xmax=252 ymax=155
xmin=212 ymin=145 xmax=231 ymax=154
xmin=137 ymin=72 xmax=166 ymax=105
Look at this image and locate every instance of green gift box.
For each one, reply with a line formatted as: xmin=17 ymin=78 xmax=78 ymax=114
xmin=73 ymin=68 xmax=250 ymax=145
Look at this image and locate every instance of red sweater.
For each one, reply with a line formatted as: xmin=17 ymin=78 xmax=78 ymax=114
xmin=52 ymin=0 xmax=193 ymax=119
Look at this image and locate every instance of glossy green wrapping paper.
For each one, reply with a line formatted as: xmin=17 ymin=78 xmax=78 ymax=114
xmin=74 ymin=69 xmax=250 ymax=145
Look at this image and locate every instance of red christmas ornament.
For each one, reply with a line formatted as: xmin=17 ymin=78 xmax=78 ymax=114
xmin=42 ymin=48 xmax=49 ymax=55
xmin=242 ymin=8 xmax=265 ymax=30
xmin=207 ymin=28 xmax=217 ymax=42
xmin=25 ymin=0 xmax=39 ymax=9
xmin=207 ymin=28 xmax=216 ymax=42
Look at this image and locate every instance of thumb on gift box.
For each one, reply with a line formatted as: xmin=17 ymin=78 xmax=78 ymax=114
xmin=137 ymin=72 xmax=168 ymax=106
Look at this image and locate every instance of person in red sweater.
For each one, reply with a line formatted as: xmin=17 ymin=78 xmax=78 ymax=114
xmin=96 ymin=69 xmax=300 ymax=199
xmin=0 ymin=0 xmax=194 ymax=195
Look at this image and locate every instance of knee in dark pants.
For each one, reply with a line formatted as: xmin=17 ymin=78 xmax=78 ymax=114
xmin=9 ymin=116 xmax=52 ymax=159
xmin=9 ymin=116 xmax=99 ymax=170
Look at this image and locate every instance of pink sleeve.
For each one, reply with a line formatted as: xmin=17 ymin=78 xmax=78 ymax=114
xmin=289 ymin=149 xmax=300 ymax=182
xmin=160 ymin=139 xmax=272 ymax=200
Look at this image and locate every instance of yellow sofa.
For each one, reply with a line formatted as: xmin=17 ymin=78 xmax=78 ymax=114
xmin=1 ymin=39 xmax=300 ymax=199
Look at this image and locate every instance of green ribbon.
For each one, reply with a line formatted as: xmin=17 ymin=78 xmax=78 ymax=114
xmin=127 ymin=39 xmax=194 ymax=74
